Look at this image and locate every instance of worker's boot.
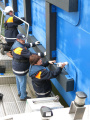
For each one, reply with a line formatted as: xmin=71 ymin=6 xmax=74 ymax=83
xmin=0 ymin=44 xmax=9 ymax=55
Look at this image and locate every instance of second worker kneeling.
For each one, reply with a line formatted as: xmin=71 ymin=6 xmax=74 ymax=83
xmin=29 ymin=54 xmax=66 ymax=98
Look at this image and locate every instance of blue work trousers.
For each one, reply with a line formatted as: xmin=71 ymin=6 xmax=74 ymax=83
xmin=15 ymin=74 xmax=27 ymax=99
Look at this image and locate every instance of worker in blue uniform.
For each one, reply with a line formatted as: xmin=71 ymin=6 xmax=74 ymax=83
xmin=1 ymin=6 xmax=24 ymax=55
xmin=11 ymin=33 xmax=45 ymax=101
xmin=29 ymin=54 xmax=66 ymax=98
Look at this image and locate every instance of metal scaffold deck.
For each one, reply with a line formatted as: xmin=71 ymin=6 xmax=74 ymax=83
xmin=0 ymin=84 xmax=34 ymax=117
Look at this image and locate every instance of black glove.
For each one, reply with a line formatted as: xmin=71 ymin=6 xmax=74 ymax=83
xmin=38 ymin=52 xmax=46 ymax=58
xmin=21 ymin=17 xmax=25 ymax=21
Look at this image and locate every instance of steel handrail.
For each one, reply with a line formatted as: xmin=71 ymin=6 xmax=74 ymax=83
xmin=14 ymin=15 xmax=29 ymax=42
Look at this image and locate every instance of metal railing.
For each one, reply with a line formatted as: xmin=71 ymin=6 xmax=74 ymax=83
xmin=14 ymin=15 xmax=29 ymax=42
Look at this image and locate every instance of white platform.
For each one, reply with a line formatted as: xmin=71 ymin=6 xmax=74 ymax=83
xmin=25 ymin=96 xmax=63 ymax=113
xmin=1 ymin=105 xmax=90 ymax=120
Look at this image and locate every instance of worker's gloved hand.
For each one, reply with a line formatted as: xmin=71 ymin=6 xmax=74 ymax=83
xmin=57 ymin=62 xmax=68 ymax=68
xmin=44 ymin=52 xmax=46 ymax=56
xmin=30 ymin=41 xmax=40 ymax=47
xmin=35 ymin=41 xmax=40 ymax=45
xmin=21 ymin=17 xmax=25 ymax=21
xmin=38 ymin=52 xmax=46 ymax=58
xmin=49 ymin=60 xmax=56 ymax=64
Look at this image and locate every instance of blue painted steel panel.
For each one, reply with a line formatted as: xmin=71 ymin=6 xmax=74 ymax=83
xmin=32 ymin=0 xmax=45 ymax=8
xmin=80 ymin=0 xmax=90 ymax=33
xmin=52 ymin=50 xmax=56 ymax=58
xmin=56 ymin=7 xmax=79 ymax=26
xmin=0 ymin=0 xmax=12 ymax=7
xmin=0 ymin=0 xmax=5 ymax=3
xmin=6 ymin=3 xmax=9 ymax=6
xmin=56 ymin=1 xmax=90 ymax=105
xmin=1 ymin=0 xmax=4 ymax=3
xmin=17 ymin=0 xmax=24 ymax=17
xmin=8 ymin=0 xmax=12 ymax=7
xmin=31 ymin=0 xmax=46 ymax=48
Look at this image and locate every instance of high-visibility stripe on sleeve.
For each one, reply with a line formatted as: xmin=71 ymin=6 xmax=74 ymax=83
xmin=6 ymin=17 xmax=13 ymax=23
xmin=13 ymin=47 xmax=23 ymax=55
xmin=35 ymin=71 xmax=42 ymax=79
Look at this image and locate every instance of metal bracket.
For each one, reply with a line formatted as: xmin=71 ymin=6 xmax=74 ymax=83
xmin=46 ymin=0 xmax=78 ymax=12
xmin=46 ymin=2 xmax=56 ymax=60
xmin=69 ymin=101 xmax=86 ymax=120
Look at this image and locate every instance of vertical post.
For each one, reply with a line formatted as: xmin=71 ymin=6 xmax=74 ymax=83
xmin=23 ymin=0 xmax=32 ymax=33
xmin=12 ymin=0 xmax=18 ymax=16
xmin=5 ymin=0 xmax=9 ymax=6
xmin=0 ymin=11 xmax=4 ymax=36
xmin=46 ymin=2 xmax=56 ymax=60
